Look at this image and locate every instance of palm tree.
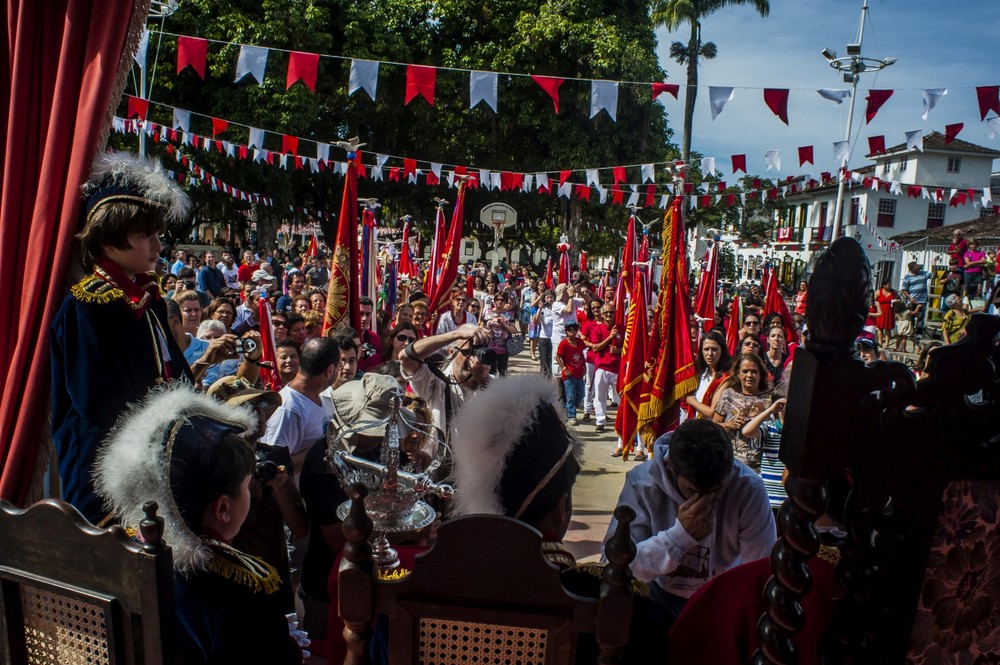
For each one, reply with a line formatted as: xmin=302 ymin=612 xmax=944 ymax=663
xmin=653 ymin=0 xmax=770 ymax=165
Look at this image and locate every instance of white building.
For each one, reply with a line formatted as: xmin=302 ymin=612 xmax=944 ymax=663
xmin=735 ymin=131 xmax=999 ymax=288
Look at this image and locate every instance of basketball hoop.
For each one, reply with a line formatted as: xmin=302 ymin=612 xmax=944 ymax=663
xmin=479 ymin=203 xmax=518 ymax=269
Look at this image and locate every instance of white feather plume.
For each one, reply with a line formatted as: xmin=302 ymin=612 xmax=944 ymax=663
xmin=84 ymin=151 xmax=191 ymax=223
xmin=449 ymin=375 xmax=581 ymax=517
xmin=93 ymin=384 xmax=256 ymax=573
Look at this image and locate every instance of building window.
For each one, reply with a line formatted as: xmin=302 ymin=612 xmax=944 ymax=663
xmin=882 ymin=161 xmax=890 ymax=175
xmin=463 ymin=241 xmax=475 ymax=256
xmin=877 ymin=198 xmax=896 ymax=227
xmin=926 ymin=203 xmax=945 ymax=228
xmin=849 ymin=198 xmax=860 ymax=226
xmin=817 ymin=202 xmax=829 ymax=240
xmin=947 ymin=157 xmax=961 ymax=173
xmin=980 ymin=205 xmax=994 ymax=218
xmin=991 ymin=174 xmax=1000 ymax=195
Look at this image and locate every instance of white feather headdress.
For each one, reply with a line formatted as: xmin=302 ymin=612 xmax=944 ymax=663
xmin=93 ymin=384 xmax=256 ymax=573
xmin=82 ymin=151 xmax=191 ymax=224
xmin=450 ymin=375 xmax=582 ymax=517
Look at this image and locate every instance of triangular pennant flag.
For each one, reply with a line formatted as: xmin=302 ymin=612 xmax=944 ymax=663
xmin=586 ymin=169 xmax=601 ymax=188
xmin=709 ymin=87 xmax=734 ymax=120
xmin=944 ymin=122 xmax=963 ymax=145
xmin=469 ymin=71 xmax=498 ymax=112
xmin=731 ymin=154 xmax=746 ymax=174
xmin=905 ymin=129 xmax=923 ymax=152
xmin=235 ymin=45 xmax=268 ymax=84
xmin=596 ymin=185 xmax=608 ymax=204
xmin=126 ymin=96 xmax=148 ymax=120
xmin=315 ymin=143 xmax=330 ymax=163
xmin=176 ymin=36 xmax=208 ymax=79
xmin=133 ymin=29 xmax=149 ymax=69
xmin=865 ymin=89 xmax=893 ymax=124
xmin=798 ymin=145 xmax=814 ymax=167
xmin=921 ymin=88 xmax=947 ymax=120
xmin=763 ymin=88 xmax=789 ymax=124
xmin=406 ymin=65 xmax=436 ymax=106
xmin=613 ymin=166 xmax=626 ymax=184
xmin=349 ymin=59 xmax=379 ymax=100
xmin=490 ymin=172 xmax=502 ymax=190
xmin=172 ymin=108 xmax=190 ymax=133
xmin=557 ymin=182 xmax=572 ymax=199
xmin=983 ymin=188 xmax=993 ymax=208
xmin=988 ymin=117 xmax=1000 ymax=140
xmin=247 ymin=127 xmax=264 ymax=149
xmin=535 ymin=173 xmax=549 ymax=192
xmin=286 ymin=51 xmax=319 ymax=91
xmin=976 ymin=86 xmax=1000 ymax=121
xmin=764 ymin=150 xmax=780 ymax=172
xmin=641 ymin=164 xmax=655 ymax=183
xmin=532 ymin=75 xmax=565 ymax=113
xmin=659 ymin=195 xmax=669 ymax=209
xmin=626 ymin=191 xmax=640 ymax=207
xmin=817 ymin=88 xmax=852 ymax=105
xmin=211 ymin=118 xmax=228 ymax=137
xmin=833 ymin=140 xmax=850 ymax=166
xmin=868 ymin=135 xmax=886 ymax=156
xmin=651 ymin=82 xmax=679 ymax=100
xmin=479 ymin=169 xmax=491 ymax=189
xmin=700 ymin=157 xmax=716 ymax=176
xmin=403 ymin=158 xmax=417 ymax=178
xmin=282 ymin=134 xmax=298 ymax=155
xmin=590 ymin=80 xmax=619 ymax=121
xmin=575 ymin=184 xmax=592 ymax=202
xmin=559 ymin=170 xmax=572 ymax=185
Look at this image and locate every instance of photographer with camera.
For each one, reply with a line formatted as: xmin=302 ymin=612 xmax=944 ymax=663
xmin=165 ymin=299 xmax=264 ymax=390
xmin=399 ymin=324 xmax=491 ymax=449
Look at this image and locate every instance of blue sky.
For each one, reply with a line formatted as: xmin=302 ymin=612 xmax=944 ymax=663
xmin=654 ymin=0 xmax=999 ymax=175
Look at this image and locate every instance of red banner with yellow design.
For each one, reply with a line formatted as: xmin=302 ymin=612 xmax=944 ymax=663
xmin=323 ymin=153 xmax=361 ymax=333
xmin=425 ymin=181 xmax=468 ymax=330
xmin=614 ymin=276 xmax=648 ymax=459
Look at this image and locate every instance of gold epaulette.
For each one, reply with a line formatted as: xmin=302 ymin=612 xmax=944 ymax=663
xmin=205 ymin=541 xmax=281 ymax=595
xmin=70 ymin=273 xmax=123 ymax=305
xmin=817 ymin=544 xmax=842 ymax=565
xmin=575 ymin=561 xmax=650 ymax=598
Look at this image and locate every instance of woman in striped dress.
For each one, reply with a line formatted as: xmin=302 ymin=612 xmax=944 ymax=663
xmin=741 ymin=396 xmax=788 ymax=513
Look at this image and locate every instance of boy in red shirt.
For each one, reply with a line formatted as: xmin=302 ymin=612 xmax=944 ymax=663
xmin=556 ymin=322 xmax=587 ymax=423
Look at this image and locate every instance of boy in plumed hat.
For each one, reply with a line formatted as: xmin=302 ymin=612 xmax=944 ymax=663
xmin=50 ymin=152 xmax=199 ymax=524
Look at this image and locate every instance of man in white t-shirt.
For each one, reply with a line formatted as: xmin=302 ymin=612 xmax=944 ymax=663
xmin=319 ymin=336 xmax=360 ymax=419
xmin=219 ymin=251 xmax=240 ymax=290
xmin=261 ymin=337 xmax=340 ymax=474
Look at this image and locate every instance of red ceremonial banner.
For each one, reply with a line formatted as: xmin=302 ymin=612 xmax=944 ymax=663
xmin=425 ymin=182 xmax=469 ymax=329
xmin=614 ymin=277 xmax=648 ymax=459
xmin=323 ymin=155 xmax=360 ymax=333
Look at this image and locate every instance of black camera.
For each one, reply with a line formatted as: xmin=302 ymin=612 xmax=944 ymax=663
xmin=234 ymin=337 xmax=258 ymax=356
xmin=254 ymin=445 xmax=283 ymax=494
xmin=466 ymin=344 xmax=496 ymax=365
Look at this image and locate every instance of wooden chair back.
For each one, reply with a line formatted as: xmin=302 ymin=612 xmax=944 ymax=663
xmin=0 ymin=499 xmax=175 ymax=665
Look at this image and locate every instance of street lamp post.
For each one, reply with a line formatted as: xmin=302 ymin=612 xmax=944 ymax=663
xmin=822 ymin=0 xmax=896 ymax=243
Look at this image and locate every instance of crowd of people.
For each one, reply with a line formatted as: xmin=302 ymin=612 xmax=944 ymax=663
xmin=47 ymin=150 xmax=1000 ymax=664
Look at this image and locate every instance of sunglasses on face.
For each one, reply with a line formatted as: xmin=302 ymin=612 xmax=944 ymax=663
xmin=746 ymin=321 xmax=760 ymax=326
xmin=272 ymin=320 xmax=288 ymax=328
xmin=396 ymin=334 xmax=417 ymax=343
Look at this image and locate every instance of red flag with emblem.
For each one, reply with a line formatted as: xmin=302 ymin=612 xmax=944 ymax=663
xmin=323 ymin=154 xmax=360 ymax=333
xmin=425 ymin=182 xmax=469 ymax=332
xmin=614 ymin=276 xmax=648 ymax=460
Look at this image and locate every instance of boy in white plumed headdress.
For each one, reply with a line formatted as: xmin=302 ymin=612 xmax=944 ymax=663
xmin=51 ymin=151 xmax=195 ymax=524
xmin=94 ymin=384 xmax=303 ymax=664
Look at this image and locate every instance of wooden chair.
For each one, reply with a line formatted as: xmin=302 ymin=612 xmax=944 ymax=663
xmin=0 ymin=499 xmax=175 ymax=665
xmin=755 ymin=237 xmax=1000 ymax=664
xmin=338 ymin=484 xmax=636 ymax=665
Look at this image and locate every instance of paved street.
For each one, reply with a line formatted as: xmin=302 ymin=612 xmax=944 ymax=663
xmin=505 ymin=351 xmax=629 ymax=563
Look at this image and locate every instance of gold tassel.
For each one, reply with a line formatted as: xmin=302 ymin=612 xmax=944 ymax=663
xmin=205 ymin=542 xmax=282 ymax=595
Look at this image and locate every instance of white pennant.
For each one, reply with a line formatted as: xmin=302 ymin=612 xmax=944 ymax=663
xmin=689 ymin=195 xmax=698 ymax=208
xmin=597 ymin=186 xmax=608 ymax=204
xmin=558 ymin=182 xmax=572 ymax=199
xmin=316 ymin=143 xmax=330 ymax=163
xmin=641 ymin=164 xmax=655 ymax=183
xmin=490 ymin=172 xmax=502 ymax=190
xmin=112 ymin=117 xmax=125 ymax=133
xmin=372 ymin=165 xmax=384 ymax=182
xmin=590 ymin=80 xmax=619 ymax=121
xmin=172 ymin=109 xmax=191 ymax=133
xmin=469 ymin=71 xmax=498 ymax=112
xmin=235 ymin=45 xmax=268 ymax=84
xmin=408 ymin=172 xmax=418 ymax=184
xmin=133 ymin=30 xmax=150 ymax=69
xmin=334 ymin=162 xmax=346 ymax=176
xmin=430 ymin=163 xmax=442 ymax=178
xmin=921 ymin=187 xmax=931 ymax=200
xmin=817 ymin=88 xmax=852 ymax=105
xmin=709 ymin=87 xmax=735 ymax=120
xmin=949 ymin=188 xmax=958 ymax=202
xmin=988 ymin=117 xmax=1000 ymax=139
xmin=890 ymin=181 xmax=903 ymax=196
xmin=626 ymin=191 xmax=640 ymax=207
xmin=905 ymin=129 xmax=923 ymax=152
xmin=921 ymin=88 xmax=947 ymax=120
xmin=586 ymin=169 xmax=600 ymax=188
xmin=376 ymin=154 xmax=390 ymax=171
xmin=764 ymin=150 xmax=780 ymax=172
xmin=349 ymin=59 xmax=379 ymax=101
xmin=253 ymin=149 xmax=263 ymax=163
xmin=982 ymin=188 xmax=993 ymax=208
xmin=700 ymin=157 xmax=716 ymax=176
xmin=535 ymin=173 xmax=549 ymax=191
xmin=280 ymin=154 xmax=289 ymax=170
xmin=224 ymin=142 xmax=235 ymax=158
xmin=479 ymin=169 xmax=491 ymax=190
xmin=522 ymin=174 xmax=534 ymax=192
xmin=248 ymin=128 xmax=264 ymax=149
xmin=659 ymin=195 xmax=669 ymax=209
xmin=310 ymin=159 xmax=320 ymax=174
xmin=740 ymin=193 xmax=747 ymax=207
xmin=832 ymin=140 xmax=850 ymax=166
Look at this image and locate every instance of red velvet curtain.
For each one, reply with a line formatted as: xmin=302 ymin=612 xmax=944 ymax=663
xmin=0 ymin=0 xmax=149 ymax=505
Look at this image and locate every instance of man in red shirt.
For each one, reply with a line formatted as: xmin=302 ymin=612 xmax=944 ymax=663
xmin=236 ymin=249 xmax=260 ymax=284
xmin=579 ymin=299 xmax=602 ymax=421
xmin=587 ymin=303 xmax=622 ymax=434
xmin=555 ymin=322 xmax=587 ymax=424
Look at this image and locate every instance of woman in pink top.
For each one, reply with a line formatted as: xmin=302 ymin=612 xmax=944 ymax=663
xmin=962 ymin=238 xmax=987 ymax=297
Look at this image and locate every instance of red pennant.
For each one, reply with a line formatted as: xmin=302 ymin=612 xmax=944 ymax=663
xmin=406 ymin=65 xmax=436 ymax=106
xmin=214 ymin=140 xmax=224 ymax=154
xmin=286 ymin=51 xmax=319 ymax=92
xmin=611 ymin=185 xmax=624 ymax=206
xmin=531 ymin=75 xmax=565 ymax=113
xmin=726 ymin=194 xmax=736 ymax=207
xmin=944 ymin=122 xmax=964 ymax=145
xmin=389 ymin=167 xmax=401 ymax=182
xmin=282 ymin=134 xmax=298 ymax=155
xmin=613 ymin=166 xmax=626 ymax=184
xmin=559 ymin=170 xmax=572 ymax=185
xmin=454 ymin=166 xmax=467 ymax=176
xmin=645 ymin=184 xmax=656 ymax=208
xmin=238 ymin=145 xmax=248 ymax=160
xmin=976 ymin=86 xmax=1000 ymax=121
xmin=683 ymin=182 xmax=694 ymax=194
xmin=500 ymin=172 xmax=513 ymax=191
xmin=651 ymin=82 xmax=679 ymax=100
xmin=867 ymin=135 xmax=886 ymax=155
xmin=211 ymin=118 xmax=228 ymax=137
xmin=403 ymin=158 xmax=417 ymax=177
xmin=177 ymin=36 xmax=208 ymax=78
xmin=865 ymin=89 xmax=893 ymax=124
xmin=126 ymin=96 xmax=148 ymax=120
xmin=699 ymin=195 xmax=711 ymax=208
xmin=426 ymin=171 xmax=440 ymax=186
xmin=731 ymin=154 xmax=747 ymax=174
xmin=763 ymin=88 xmax=789 ymax=125
xmin=752 ymin=178 xmax=761 ymax=189
xmin=767 ymin=188 xmax=778 ymax=200
xmin=511 ymin=173 xmax=524 ymax=190
xmin=797 ymin=146 xmax=814 ymax=167
xmin=575 ymin=184 xmax=591 ymax=202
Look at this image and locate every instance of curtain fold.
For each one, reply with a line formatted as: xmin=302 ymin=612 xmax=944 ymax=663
xmin=0 ymin=0 xmax=149 ymax=506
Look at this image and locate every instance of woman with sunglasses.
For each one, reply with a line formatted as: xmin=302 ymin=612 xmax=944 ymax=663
xmin=482 ymin=292 xmax=518 ymax=377
xmin=381 ymin=322 xmax=420 ymax=363
xmin=435 ymin=287 xmax=477 ymax=334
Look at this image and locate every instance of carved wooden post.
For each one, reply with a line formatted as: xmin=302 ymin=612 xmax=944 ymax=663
xmin=597 ymin=505 xmax=636 ymax=665
xmin=340 ymin=483 xmax=374 ymax=665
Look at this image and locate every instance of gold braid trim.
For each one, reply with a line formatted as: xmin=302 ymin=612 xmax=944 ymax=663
xmin=376 ymin=567 xmax=412 ymax=581
xmin=817 ymin=545 xmax=841 ymax=565
xmin=70 ymin=274 xmax=124 ymax=305
xmin=203 ymin=540 xmax=281 ymax=595
xmin=574 ymin=562 xmax=650 ymax=598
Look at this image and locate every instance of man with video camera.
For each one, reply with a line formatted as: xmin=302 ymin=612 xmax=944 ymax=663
xmin=399 ymin=324 xmax=491 ymax=450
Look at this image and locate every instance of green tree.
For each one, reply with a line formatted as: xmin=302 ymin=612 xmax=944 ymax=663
xmin=652 ymin=0 xmax=769 ymax=164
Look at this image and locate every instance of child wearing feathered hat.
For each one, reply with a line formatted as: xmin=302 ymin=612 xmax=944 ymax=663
xmin=50 ymin=152 xmax=198 ymax=524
